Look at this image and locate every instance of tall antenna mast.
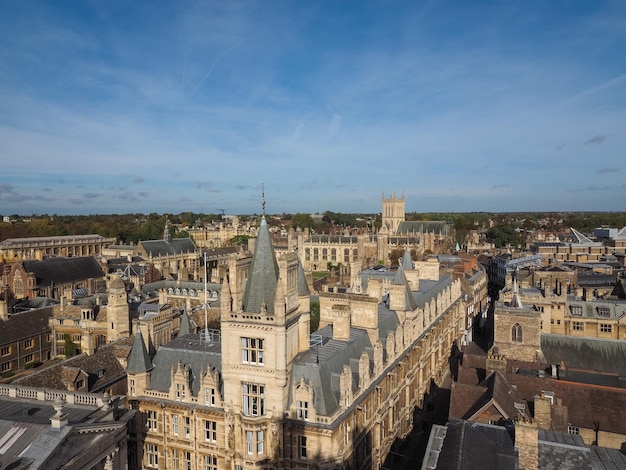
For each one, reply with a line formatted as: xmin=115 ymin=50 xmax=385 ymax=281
xmin=204 ymin=251 xmax=209 ymax=341
xmin=261 ymin=183 xmax=266 ymax=217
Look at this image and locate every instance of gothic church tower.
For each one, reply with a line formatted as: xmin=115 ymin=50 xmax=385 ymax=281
xmin=381 ymin=191 xmax=405 ymax=234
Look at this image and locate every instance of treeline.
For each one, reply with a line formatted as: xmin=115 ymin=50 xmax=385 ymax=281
xmin=2 ymin=211 xmax=625 ymax=246
xmin=0 ymin=212 xmax=224 ymax=245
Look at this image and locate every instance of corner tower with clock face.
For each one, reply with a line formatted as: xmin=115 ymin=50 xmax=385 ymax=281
xmin=219 ymin=213 xmax=311 ymax=462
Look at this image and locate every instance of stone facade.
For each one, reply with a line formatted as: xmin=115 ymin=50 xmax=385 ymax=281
xmin=493 ymin=304 xmax=542 ymax=363
xmin=0 ymin=234 xmax=115 ymax=262
xmin=127 ymin=216 xmax=466 ymax=469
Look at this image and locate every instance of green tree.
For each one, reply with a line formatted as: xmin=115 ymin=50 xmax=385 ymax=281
xmin=486 ymin=224 xmax=521 ymax=248
xmin=310 ymin=301 xmax=320 ymax=333
xmin=64 ymin=335 xmax=78 ymax=356
xmin=229 ymin=235 xmax=250 ymax=247
xmin=291 ymin=213 xmax=314 ymax=230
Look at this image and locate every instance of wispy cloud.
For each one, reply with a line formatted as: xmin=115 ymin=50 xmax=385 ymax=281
xmin=584 ymin=134 xmax=607 ymax=145
xmin=0 ymin=2 xmax=625 ymax=214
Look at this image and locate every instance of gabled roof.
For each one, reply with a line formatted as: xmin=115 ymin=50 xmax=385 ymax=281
xmin=241 ymin=217 xmax=279 ymax=314
xmin=138 ymin=238 xmax=197 ymax=257
xmin=22 ymin=257 xmax=104 ymax=288
xmin=541 ymin=334 xmax=626 ymax=379
xmin=610 ymin=278 xmax=626 ymax=299
xmin=397 ymin=220 xmax=451 ymax=235
xmin=0 ymin=307 xmax=53 ymax=343
xmin=148 ymin=335 xmax=221 ymax=396
xmin=450 ymin=370 xmax=527 ymax=422
xmin=15 ymin=339 xmax=131 ymax=392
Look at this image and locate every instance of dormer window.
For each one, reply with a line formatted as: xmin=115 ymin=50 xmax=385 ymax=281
xmin=597 ymin=307 xmax=610 ymax=318
xmin=176 ymin=383 xmax=185 ymax=401
xmin=297 ymin=400 xmax=309 ymax=421
xmin=570 ymin=306 xmax=582 ymax=316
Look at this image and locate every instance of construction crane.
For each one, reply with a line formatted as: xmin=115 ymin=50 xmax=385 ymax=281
xmin=217 ymin=209 xmax=225 ymax=216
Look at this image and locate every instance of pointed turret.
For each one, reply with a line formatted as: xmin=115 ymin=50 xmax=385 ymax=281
xmin=241 ymin=216 xmax=279 ymax=314
xmin=297 ymin=260 xmax=310 ymax=297
xmin=164 ymin=218 xmax=171 ymax=243
xmin=509 ymin=269 xmax=524 ymax=308
xmin=127 ymin=325 xmax=153 ymax=374
xmin=178 ymin=308 xmax=192 ymax=337
xmin=390 ymin=264 xmax=418 ymax=311
xmin=400 ymin=246 xmax=413 ymax=270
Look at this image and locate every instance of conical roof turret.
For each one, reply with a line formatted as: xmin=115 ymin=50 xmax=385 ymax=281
xmin=178 ymin=308 xmax=192 ymax=337
xmin=401 ymin=246 xmax=413 ymax=270
xmin=297 ymin=259 xmax=310 ymax=297
xmin=241 ymin=216 xmax=279 ymax=314
xmin=127 ymin=325 xmax=153 ymax=374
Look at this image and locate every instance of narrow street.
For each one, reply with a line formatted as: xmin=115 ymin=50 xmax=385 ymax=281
xmin=383 ymin=374 xmax=453 ymax=470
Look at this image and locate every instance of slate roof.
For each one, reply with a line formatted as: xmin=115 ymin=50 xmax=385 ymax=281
xmin=449 ymin=370 xmax=527 ymax=421
xmin=22 ymin=256 xmax=105 ymax=288
xmin=138 ymin=237 xmax=197 ymax=257
xmin=0 ymin=307 xmax=53 ymax=343
xmin=425 ymin=419 xmax=516 ymax=470
xmin=127 ymin=328 xmax=153 ymax=374
xmin=241 ymin=216 xmax=279 ymax=314
xmin=538 ymin=429 xmax=593 ymax=470
xmin=541 ymin=334 xmax=626 ymax=379
xmin=0 ymin=234 xmax=111 ymax=248
xmin=291 ymin=325 xmax=376 ymax=416
xmin=610 ymin=279 xmax=626 ymax=299
xmin=148 ymin=334 xmax=222 ymax=396
xmin=397 ymin=221 xmax=451 ymax=236
xmin=505 ymin=374 xmax=626 ymax=435
xmin=587 ymin=445 xmax=626 ymax=469
xmin=15 ymin=338 xmax=132 ymax=392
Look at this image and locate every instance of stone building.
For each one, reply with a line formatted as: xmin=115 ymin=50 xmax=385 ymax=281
xmin=291 ymin=193 xmax=454 ymax=273
xmin=188 ymin=216 xmax=257 ymax=249
xmin=492 ymin=279 xmax=544 ymax=363
xmin=1 ymin=256 xmax=106 ymax=302
xmin=0 ymin=304 xmax=54 ymax=376
xmin=127 ymin=213 xmax=466 ymax=469
xmin=49 ymin=272 xmax=131 ymax=357
xmin=133 ymin=221 xmax=201 ymax=281
xmin=0 ymin=233 xmax=115 ymax=262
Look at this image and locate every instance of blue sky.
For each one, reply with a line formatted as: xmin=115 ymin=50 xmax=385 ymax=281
xmin=1 ymin=1 xmax=625 ymax=215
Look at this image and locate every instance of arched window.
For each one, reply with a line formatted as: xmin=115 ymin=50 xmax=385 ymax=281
xmin=512 ymin=323 xmax=523 ymax=342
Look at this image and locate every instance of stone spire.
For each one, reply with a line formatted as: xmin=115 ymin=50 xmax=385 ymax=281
xmin=297 ymin=259 xmax=310 ymax=297
xmin=164 ymin=218 xmax=171 ymax=244
xmin=127 ymin=324 xmax=153 ymax=374
xmin=241 ymin=216 xmax=279 ymax=314
xmin=509 ymin=268 xmax=524 ymax=308
xmin=401 ymin=246 xmax=413 ymax=270
xmin=178 ymin=308 xmax=192 ymax=337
